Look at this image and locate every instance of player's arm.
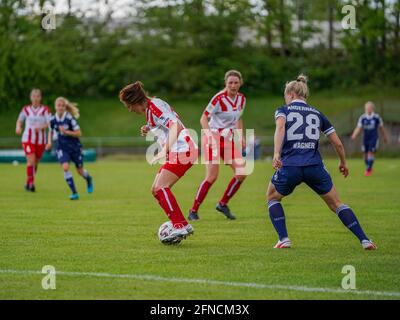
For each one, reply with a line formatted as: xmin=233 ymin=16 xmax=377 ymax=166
xmin=151 ymin=121 xmax=183 ymax=164
xmin=351 ymin=126 xmax=362 ymax=140
xmin=59 ymin=118 xmax=81 ymax=137
xmin=351 ymin=116 xmax=363 ymax=140
xmin=140 ymin=124 xmax=150 ymax=136
xmin=166 ymin=121 xmax=183 ymax=153
xmin=236 ymin=97 xmax=246 ymax=148
xmin=236 ymin=118 xmax=246 ymax=149
xmin=46 ymin=128 xmax=53 ymax=151
xmin=62 ymin=128 xmax=82 ymax=138
xmin=327 ymin=132 xmax=349 ymax=178
xmin=201 ymin=97 xmax=218 ymax=133
xmin=273 ymin=117 xmax=285 ymax=170
xmin=15 ymin=120 xmax=23 ymax=135
xmin=200 ymin=110 xmax=212 ymax=145
xmin=15 ymin=110 xmax=25 ymax=135
xmin=379 ymin=124 xmax=389 ymax=143
xmin=59 ymin=125 xmax=82 ymax=137
xmin=200 ymin=113 xmax=210 ymax=130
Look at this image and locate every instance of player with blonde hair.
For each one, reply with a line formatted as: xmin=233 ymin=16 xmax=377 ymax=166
xmin=47 ymin=97 xmax=93 ymax=200
xmin=267 ymin=74 xmax=376 ymax=250
xmin=351 ymin=101 xmax=389 ymax=176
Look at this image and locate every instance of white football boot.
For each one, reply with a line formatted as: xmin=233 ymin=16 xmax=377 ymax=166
xmin=185 ymin=224 xmax=194 ymax=236
xmin=274 ymin=237 xmax=292 ymax=249
xmin=163 ymin=224 xmax=194 ymax=244
xmin=361 ymin=239 xmax=377 ymax=250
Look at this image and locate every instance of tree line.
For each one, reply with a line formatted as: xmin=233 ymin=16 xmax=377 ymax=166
xmin=0 ymin=0 xmax=399 ymax=109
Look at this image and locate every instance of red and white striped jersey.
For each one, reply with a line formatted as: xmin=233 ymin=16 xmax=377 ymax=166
xmin=18 ymin=105 xmax=51 ymax=145
xmin=204 ymin=90 xmax=246 ymax=130
xmin=146 ymin=98 xmax=196 ymax=153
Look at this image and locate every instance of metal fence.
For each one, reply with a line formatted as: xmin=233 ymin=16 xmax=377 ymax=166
xmin=1 ymin=101 xmax=399 ymax=157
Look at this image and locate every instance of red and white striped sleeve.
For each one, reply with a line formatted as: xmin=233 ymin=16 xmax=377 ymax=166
xmin=17 ymin=106 xmax=29 ymax=122
xmin=204 ymin=92 xmax=222 ymax=117
xmin=149 ymin=99 xmax=178 ymax=129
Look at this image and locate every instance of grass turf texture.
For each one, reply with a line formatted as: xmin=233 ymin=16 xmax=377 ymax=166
xmin=0 ymin=158 xmax=399 ymax=299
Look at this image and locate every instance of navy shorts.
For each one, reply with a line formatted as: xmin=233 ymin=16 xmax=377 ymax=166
xmin=271 ymin=164 xmax=333 ymax=196
xmin=56 ymin=147 xmax=84 ymax=168
xmin=362 ymin=139 xmax=378 ymax=153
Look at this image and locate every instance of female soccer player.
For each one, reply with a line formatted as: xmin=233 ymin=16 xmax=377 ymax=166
xmin=267 ymin=74 xmax=376 ymax=250
xmin=351 ymin=101 xmax=389 ymax=176
xmin=47 ymin=97 xmax=93 ymax=200
xmin=189 ymin=70 xmax=247 ymax=221
xmin=15 ymin=89 xmax=51 ymax=192
xmin=119 ymin=81 xmax=197 ymax=244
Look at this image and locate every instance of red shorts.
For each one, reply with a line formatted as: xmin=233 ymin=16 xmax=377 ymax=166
xmin=22 ymin=143 xmax=46 ymax=159
xmin=158 ymin=149 xmax=198 ymax=178
xmin=203 ymin=131 xmax=243 ymax=164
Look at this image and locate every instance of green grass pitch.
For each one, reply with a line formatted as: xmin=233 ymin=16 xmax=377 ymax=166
xmin=0 ymin=158 xmax=399 ymax=299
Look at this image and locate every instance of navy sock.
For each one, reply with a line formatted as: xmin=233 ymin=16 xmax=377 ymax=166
xmin=336 ymin=205 xmax=368 ymax=242
xmin=82 ymin=169 xmax=91 ymax=182
xmin=268 ymin=200 xmax=288 ymax=241
xmin=367 ymin=157 xmax=374 ymax=170
xmin=64 ymin=171 xmax=77 ymax=194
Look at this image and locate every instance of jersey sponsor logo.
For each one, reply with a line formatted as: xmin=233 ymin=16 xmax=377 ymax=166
xmin=287 ymin=105 xmax=320 ymax=114
xmin=159 ymin=115 xmax=171 ymax=127
xmin=362 ymin=119 xmax=376 ymax=130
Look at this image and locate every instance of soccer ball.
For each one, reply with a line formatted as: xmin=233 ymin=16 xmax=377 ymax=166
xmin=158 ymin=221 xmax=181 ymax=245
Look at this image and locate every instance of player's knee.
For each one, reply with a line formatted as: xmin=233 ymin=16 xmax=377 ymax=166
xmin=328 ymin=200 xmax=342 ymax=213
xmin=27 ymin=157 xmax=35 ymax=166
xmin=151 ymin=184 xmax=164 ymax=196
xmin=267 ymin=194 xmax=280 ymax=202
xmin=206 ymin=175 xmax=218 ymax=184
xmin=267 ymin=189 xmax=282 ymax=202
xmin=62 ymin=163 xmax=69 ymax=172
xmin=235 ymin=175 xmax=247 ymax=182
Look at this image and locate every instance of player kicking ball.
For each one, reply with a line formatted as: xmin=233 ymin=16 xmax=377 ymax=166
xmin=119 ymin=81 xmax=197 ymax=244
xmin=46 ymin=97 xmax=94 ymax=200
xmin=267 ymin=74 xmax=377 ymax=250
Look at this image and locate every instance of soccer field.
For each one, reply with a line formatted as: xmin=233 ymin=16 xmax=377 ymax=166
xmin=0 ymin=158 xmax=399 ymax=300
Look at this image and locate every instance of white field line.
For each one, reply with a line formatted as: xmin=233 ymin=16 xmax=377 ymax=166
xmin=1 ymin=269 xmax=400 ymax=298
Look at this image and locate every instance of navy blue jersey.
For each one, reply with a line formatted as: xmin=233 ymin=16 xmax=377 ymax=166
xmin=275 ymin=100 xmax=335 ymax=167
xmin=357 ymin=113 xmax=382 ymax=143
xmin=50 ymin=112 xmax=81 ymax=150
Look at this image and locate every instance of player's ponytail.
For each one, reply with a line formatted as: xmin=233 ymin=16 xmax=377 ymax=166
xmin=285 ymin=74 xmax=309 ymax=99
xmin=119 ymin=81 xmax=148 ymax=107
xmin=56 ymin=97 xmax=80 ymax=119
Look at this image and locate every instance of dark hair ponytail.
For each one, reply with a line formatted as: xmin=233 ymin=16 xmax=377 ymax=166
xmin=119 ymin=81 xmax=148 ymax=106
